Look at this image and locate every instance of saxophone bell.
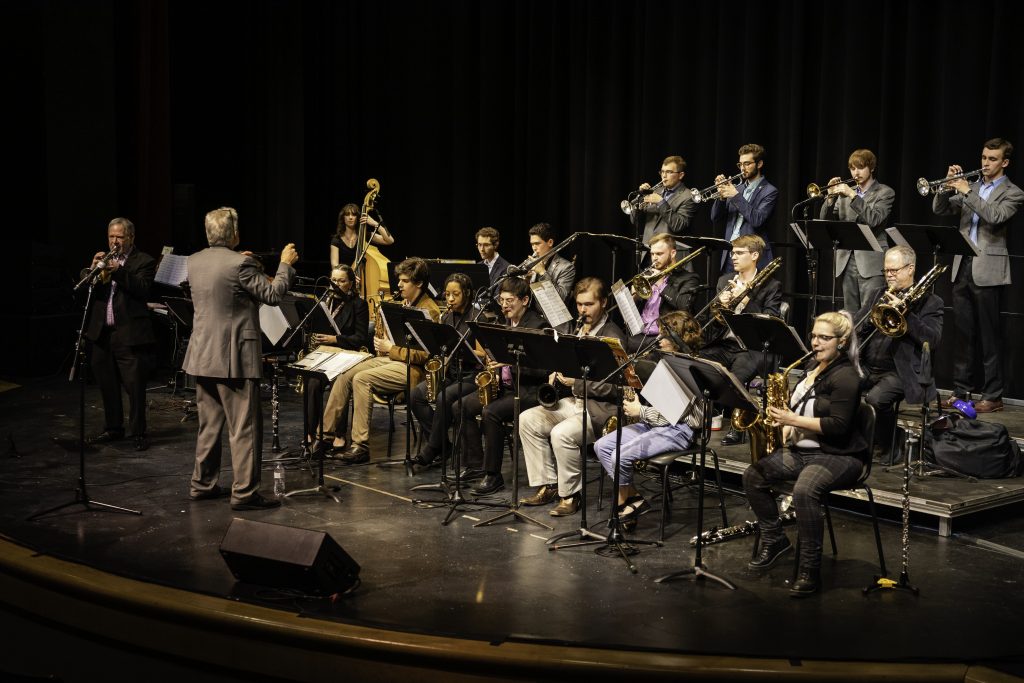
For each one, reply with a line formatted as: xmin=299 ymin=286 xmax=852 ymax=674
xmin=475 ymin=369 xmax=498 ymax=406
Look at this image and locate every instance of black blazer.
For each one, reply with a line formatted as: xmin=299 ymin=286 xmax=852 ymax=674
xmin=332 ymin=295 xmax=370 ymax=351
xmin=82 ymin=249 xmax=156 ymax=345
xmin=794 ymin=357 xmax=869 ymax=459
xmin=704 ymin=273 xmax=782 ymax=347
xmin=658 ymin=268 xmax=702 ymax=316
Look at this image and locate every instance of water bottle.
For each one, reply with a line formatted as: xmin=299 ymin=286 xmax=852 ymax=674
xmin=273 ymin=463 xmax=286 ymax=498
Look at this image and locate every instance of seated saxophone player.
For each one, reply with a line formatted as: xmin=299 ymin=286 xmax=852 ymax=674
xmin=458 ymin=276 xmax=547 ymax=496
xmin=304 ymin=264 xmax=370 ymax=445
xmin=853 ymin=246 xmax=943 ymax=463
xmin=699 ymin=234 xmax=782 ymax=446
xmin=626 ymin=232 xmax=701 ymax=353
xmin=593 ymin=311 xmax=703 ymax=529
xmin=743 ymin=311 xmax=868 ymax=597
xmin=321 ymin=257 xmax=440 ymax=464
xmin=408 ymin=273 xmax=483 ymax=470
xmin=518 ymin=278 xmax=627 ymax=517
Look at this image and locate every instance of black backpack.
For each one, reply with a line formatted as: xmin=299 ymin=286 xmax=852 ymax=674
xmin=924 ymin=417 xmax=1024 ymax=479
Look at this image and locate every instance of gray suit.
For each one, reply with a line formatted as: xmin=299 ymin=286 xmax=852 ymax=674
xmin=183 ymin=247 xmax=294 ymax=503
xmin=820 ymin=180 xmax=895 ymax=310
xmin=641 ymin=184 xmax=697 ymax=244
xmin=534 ymin=253 xmax=576 ymax=302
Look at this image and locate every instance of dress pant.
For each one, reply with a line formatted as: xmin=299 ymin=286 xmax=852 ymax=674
xmin=409 ymin=376 xmax=476 ymax=458
xmin=952 ymin=258 xmax=1004 ymax=400
xmin=321 ymin=356 xmax=377 ymax=441
xmin=841 ymin=259 xmax=885 ymax=314
xmin=863 ymin=369 xmax=904 ymax=454
xmin=90 ymin=326 xmax=151 ymax=436
xmin=519 ymin=397 xmax=595 ymax=497
xmin=461 ymin=389 xmax=539 ymax=475
xmin=743 ymin=448 xmax=862 ymax=569
xmin=191 ymin=377 xmax=263 ymax=504
xmin=349 ymin=357 xmax=412 ymax=447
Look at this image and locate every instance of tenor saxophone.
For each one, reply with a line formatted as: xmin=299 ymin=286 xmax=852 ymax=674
xmin=475 ymin=369 xmax=498 ymax=406
xmin=424 ymin=356 xmax=443 ymax=402
xmin=731 ymin=349 xmax=815 ymax=462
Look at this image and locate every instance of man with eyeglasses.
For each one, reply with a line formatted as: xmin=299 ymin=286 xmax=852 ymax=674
xmin=711 ymin=143 xmax=779 ymax=271
xmin=854 ymin=246 xmax=943 ymax=462
xmin=932 ymin=137 xmax=1024 ymax=414
xmin=475 ymin=226 xmax=510 ymax=286
xmin=819 ymin=149 xmax=896 ymax=312
xmin=699 ymin=234 xmax=782 ymax=447
xmin=636 ymin=155 xmax=697 ymax=246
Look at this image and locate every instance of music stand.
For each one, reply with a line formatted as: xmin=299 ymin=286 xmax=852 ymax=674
xmin=468 ymin=323 xmax=554 ymax=530
xmin=723 ymin=311 xmax=809 ymax=385
xmin=801 ymin=220 xmax=881 ymax=312
xmin=426 ymin=262 xmax=490 ymax=298
xmin=677 ymin=236 xmax=732 ymax=308
xmin=573 ymin=232 xmax=645 ymax=290
xmin=282 ymin=363 xmax=342 ymax=504
xmin=885 ymin=223 xmax=980 ymax=268
xmin=654 ymin=354 xmax=758 ymax=589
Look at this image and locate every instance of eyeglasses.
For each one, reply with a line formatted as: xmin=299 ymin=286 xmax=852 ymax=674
xmin=737 ymin=161 xmax=757 ymax=168
xmin=497 ymin=298 xmax=520 ymax=306
xmin=660 ymin=170 xmax=680 ymax=175
xmin=732 ymin=249 xmax=751 ymax=256
xmin=808 ymin=333 xmax=836 ymax=342
xmin=883 ymin=263 xmax=911 ymax=276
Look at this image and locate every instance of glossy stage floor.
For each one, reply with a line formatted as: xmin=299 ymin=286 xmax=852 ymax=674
xmin=1 ymin=375 xmax=1024 ymax=682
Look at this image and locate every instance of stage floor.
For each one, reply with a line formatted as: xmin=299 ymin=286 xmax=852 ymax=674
xmin=1 ymin=375 xmax=1024 ymax=678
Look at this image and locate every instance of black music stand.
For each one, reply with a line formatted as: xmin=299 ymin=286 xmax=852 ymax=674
xmin=802 ymin=220 xmax=882 ymax=312
xmin=425 ymin=262 xmax=490 ymax=297
xmin=283 ymin=363 xmax=342 ymax=504
xmin=654 ymin=355 xmax=757 ymax=590
xmin=678 ymin=236 xmax=732 ymax=308
xmin=885 ymin=223 xmax=980 ymax=268
xmin=723 ymin=312 xmax=809 ymax=382
xmin=573 ymin=232 xmax=645 ymax=289
xmin=468 ymin=323 xmax=553 ymax=530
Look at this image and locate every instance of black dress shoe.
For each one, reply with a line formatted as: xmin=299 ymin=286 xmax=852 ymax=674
xmin=748 ymin=536 xmax=793 ymax=569
xmin=134 ymin=435 xmax=149 ymax=451
xmin=339 ymin=444 xmax=370 ymax=464
xmin=470 ymin=473 xmax=504 ymax=496
xmin=190 ymin=485 xmax=230 ymax=501
xmin=720 ymin=428 xmax=746 ymax=446
xmin=457 ymin=467 xmax=485 ymax=482
xmin=87 ymin=430 xmax=124 ymax=445
xmin=412 ymin=449 xmax=437 ymax=467
xmin=230 ymin=493 xmax=281 ymax=510
xmin=790 ymin=567 xmax=820 ymax=597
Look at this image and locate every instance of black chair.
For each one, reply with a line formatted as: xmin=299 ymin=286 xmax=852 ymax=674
xmin=751 ymin=401 xmax=887 ymax=580
xmin=370 ymin=390 xmax=418 ymax=461
xmin=639 ymin=445 xmax=729 ymax=542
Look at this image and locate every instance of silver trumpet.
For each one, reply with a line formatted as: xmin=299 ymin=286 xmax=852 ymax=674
xmin=692 ymin=172 xmax=743 ymax=203
xmin=620 ymin=180 xmax=665 ymax=215
xmin=916 ymin=168 xmax=983 ymax=196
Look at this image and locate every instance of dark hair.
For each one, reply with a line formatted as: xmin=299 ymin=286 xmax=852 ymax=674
xmin=662 ymin=155 xmax=687 ymax=173
xmin=573 ymin=276 xmax=607 ymax=301
xmin=659 ymin=311 xmax=703 ymax=352
xmin=395 ymin=257 xmax=429 ymax=287
xmin=848 ymin=148 xmax=877 ymax=173
xmin=335 ymin=203 xmax=360 ymax=236
xmin=528 ymin=222 xmax=556 ymax=242
xmin=475 ymin=226 xmax=500 ymax=245
xmin=738 ymin=143 xmax=765 ymax=163
xmin=444 ymin=272 xmax=474 ymax=298
xmin=498 ymin=276 xmax=531 ymax=302
xmin=984 ymin=137 xmax=1014 ymax=160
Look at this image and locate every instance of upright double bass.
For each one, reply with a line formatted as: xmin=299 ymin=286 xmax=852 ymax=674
xmin=353 ymin=178 xmax=392 ymax=317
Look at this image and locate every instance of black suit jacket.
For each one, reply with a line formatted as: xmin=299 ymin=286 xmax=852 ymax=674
xmin=332 ymin=295 xmax=370 ymax=351
xmin=704 ymin=273 xmax=782 ymax=347
xmin=485 ymin=255 xmax=511 ymax=285
xmin=82 ymin=249 xmax=156 ymax=345
xmin=855 ymin=290 xmax=943 ymax=405
xmin=657 ymin=268 xmax=702 ymax=316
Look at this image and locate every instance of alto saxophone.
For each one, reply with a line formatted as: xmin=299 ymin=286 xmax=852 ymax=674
xmin=475 ymin=369 xmax=498 ymax=406
xmin=424 ymin=356 xmax=443 ymax=402
xmin=731 ymin=349 xmax=815 ymax=462
xmin=372 ymin=306 xmax=389 ymax=357
xmin=601 ymin=387 xmax=638 ymax=436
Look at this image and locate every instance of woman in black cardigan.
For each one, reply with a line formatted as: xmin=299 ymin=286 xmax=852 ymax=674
xmin=742 ymin=310 xmax=868 ymax=597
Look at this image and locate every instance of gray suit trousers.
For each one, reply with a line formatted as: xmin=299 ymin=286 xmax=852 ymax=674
xmin=191 ymin=377 xmax=263 ymax=504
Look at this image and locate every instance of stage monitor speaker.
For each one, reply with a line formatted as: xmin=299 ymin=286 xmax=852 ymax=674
xmin=219 ymin=517 xmax=360 ymax=596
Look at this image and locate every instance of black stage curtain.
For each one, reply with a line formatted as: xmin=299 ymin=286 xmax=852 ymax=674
xmin=12 ymin=0 xmax=1024 ymax=392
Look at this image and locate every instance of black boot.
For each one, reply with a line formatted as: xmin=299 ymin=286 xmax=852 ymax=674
xmin=790 ymin=567 xmax=820 ymax=597
xmin=748 ymin=536 xmax=792 ymax=569
xmin=721 ymin=428 xmax=746 ymax=446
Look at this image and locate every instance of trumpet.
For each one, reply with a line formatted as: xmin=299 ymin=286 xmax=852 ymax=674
xmin=630 ymin=246 xmax=706 ymax=298
xmin=807 ymin=177 xmax=856 ymax=199
xmin=620 ymin=180 xmax=665 ymax=215
xmin=916 ymin=168 xmax=983 ymax=196
xmin=95 ymin=244 xmax=123 ymax=284
xmin=692 ymin=173 xmax=743 ymax=204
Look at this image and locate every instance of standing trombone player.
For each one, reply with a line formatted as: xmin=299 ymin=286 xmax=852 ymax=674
xmin=818 ymin=149 xmax=895 ymax=312
xmin=930 ymin=138 xmax=1024 ymax=413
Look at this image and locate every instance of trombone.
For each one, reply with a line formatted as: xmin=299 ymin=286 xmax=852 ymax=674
xmin=620 ymin=180 xmax=665 ymax=215
xmin=629 ymin=246 xmax=706 ymax=298
xmin=916 ymin=168 xmax=983 ymax=196
xmin=692 ymin=173 xmax=743 ymax=203
xmin=806 ymin=177 xmax=856 ymax=199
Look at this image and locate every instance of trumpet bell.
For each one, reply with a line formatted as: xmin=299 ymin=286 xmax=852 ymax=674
xmin=620 ymin=199 xmax=634 ymax=216
xmin=806 ymin=182 xmax=822 ymax=198
xmin=915 ymin=177 xmax=932 ymax=197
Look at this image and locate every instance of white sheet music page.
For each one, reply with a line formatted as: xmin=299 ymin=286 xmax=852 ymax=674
xmin=319 ymin=300 xmax=341 ymax=334
xmin=612 ymin=279 xmax=644 ymax=336
xmin=857 ymin=223 xmax=883 ymax=251
xmin=641 ymin=359 xmax=694 ymax=425
xmin=530 ymin=280 xmax=572 ymax=328
xmin=259 ymin=304 xmax=290 ymax=346
xmin=155 ymin=254 xmax=189 ymax=287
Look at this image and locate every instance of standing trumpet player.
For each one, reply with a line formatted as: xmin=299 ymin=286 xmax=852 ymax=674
xmin=636 ymin=155 xmax=697 ymax=245
xmin=819 ymin=149 xmax=895 ymax=312
xmin=711 ymin=143 xmax=778 ymax=271
xmin=932 ymin=138 xmax=1024 ymax=413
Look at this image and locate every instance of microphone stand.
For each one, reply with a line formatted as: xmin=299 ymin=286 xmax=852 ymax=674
xmin=29 ymin=277 xmax=141 ymax=521
xmin=791 ymin=196 xmax=823 ymax=327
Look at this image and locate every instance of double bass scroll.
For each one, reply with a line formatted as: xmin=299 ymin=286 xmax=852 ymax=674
xmin=354 ymin=178 xmax=392 ymax=318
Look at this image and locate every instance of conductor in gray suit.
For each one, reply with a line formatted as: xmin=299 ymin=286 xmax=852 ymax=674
xmin=933 ymin=138 xmax=1024 ymax=414
xmin=819 ymin=149 xmax=895 ymax=312
xmin=184 ymin=207 xmax=299 ymax=509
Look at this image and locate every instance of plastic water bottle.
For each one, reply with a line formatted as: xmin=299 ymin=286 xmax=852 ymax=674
xmin=273 ymin=463 xmax=286 ymax=498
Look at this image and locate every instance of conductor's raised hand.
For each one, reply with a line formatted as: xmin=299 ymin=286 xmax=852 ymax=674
xmin=281 ymin=243 xmax=299 ymax=266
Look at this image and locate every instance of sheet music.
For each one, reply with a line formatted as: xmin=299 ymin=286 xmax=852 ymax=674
xmin=292 ymin=346 xmax=371 ymax=381
xmin=319 ymin=300 xmax=341 ymax=335
xmin=379 ymin=304 xmax=431 ymax=345
xmin=789 ymin=222 xmax=812 ymax=250
xmin=612 ymin=279 xmax=644 ymax=336
xmin=155 ymin=253 xmax=189 ymax=287
xmin=856 ymin=223 xmax=883 ymax=251
xmin=259 ymin=304 xmax=290 ymax=346
xmin=530 ymin=280 xmax=573 ymax=328
xmin=642 ymin=360 xmax=695 ymax=425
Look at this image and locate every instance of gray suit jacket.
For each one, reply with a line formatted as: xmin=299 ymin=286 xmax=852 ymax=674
xmin=933 ymin=177 xmax=1024 ymax=286
xmin=642 ymin=184 xmax=697 ymax=244
xmin=820 ymin=180 xmax=895 ymax=276
xmin=183 ymin=247 xmax=295 ymax=379
xmin=536 ymin=253 xmax=576 ymax=301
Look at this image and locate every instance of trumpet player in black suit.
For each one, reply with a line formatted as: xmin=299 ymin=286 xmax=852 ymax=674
xmin=409 ymin=273 xmax=482 ymax=471
xmin=457 ymin=277 xmax=546 ymax=496
xmin=698 ymin=234 xmax=782 ymax=446
xmin=626 ymin=232 xmax=701 ymax=353
xmin=854 ymin=245 xmax=943 ymax=463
